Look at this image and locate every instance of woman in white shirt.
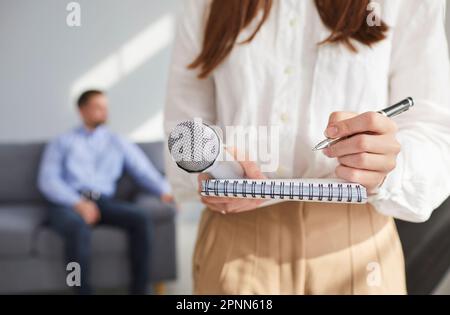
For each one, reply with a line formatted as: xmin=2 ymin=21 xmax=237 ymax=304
xmin=164 ymin=0 xmax=450 ymax=294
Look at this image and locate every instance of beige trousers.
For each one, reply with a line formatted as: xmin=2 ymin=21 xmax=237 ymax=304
xmin=193 ymin=201 xmax=407 ymax=295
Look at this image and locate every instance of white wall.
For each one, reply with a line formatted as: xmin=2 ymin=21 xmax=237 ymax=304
xmin=0 ymin=1 xmax=449 ymax=143
xmin=0 ymin=0 xmax=181 ymax=143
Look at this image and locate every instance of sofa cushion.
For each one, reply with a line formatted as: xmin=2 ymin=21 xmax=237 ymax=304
xmin=35 ymin=196 xmax=176 ymax=259
xmin=0 ymin=204 xmax=48 ymax=257
xmin=35 ymin=227 xmax=128 ymax=259
xmin=0 ymin=143 xmax=46 ymax=203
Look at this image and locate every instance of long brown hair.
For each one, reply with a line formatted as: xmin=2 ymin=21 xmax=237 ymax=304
xmin=190 ymin=0 xmax=388 ymax=78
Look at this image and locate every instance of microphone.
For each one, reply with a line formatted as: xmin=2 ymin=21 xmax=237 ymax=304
xmin=168 ymin=120 xmax=245 ymax=179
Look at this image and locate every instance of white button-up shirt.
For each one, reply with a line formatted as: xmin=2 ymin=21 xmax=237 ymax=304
xmin=164 ymin=0 xmax=450 ymax=222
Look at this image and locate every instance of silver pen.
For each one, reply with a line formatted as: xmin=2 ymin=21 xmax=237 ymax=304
xmin=312 ymin=97 xmax=414 ymax=151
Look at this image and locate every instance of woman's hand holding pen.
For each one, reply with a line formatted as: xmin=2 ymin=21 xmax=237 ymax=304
xmin=323 ymin=111 xmax=401 ymax=194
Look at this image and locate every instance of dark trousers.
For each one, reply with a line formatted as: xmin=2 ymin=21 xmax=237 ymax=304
xmin=48 ymin=197 xmax=153 ymax=295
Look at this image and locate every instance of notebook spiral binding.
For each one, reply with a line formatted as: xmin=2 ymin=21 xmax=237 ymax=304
xmin=202 ymin=179 xmax=368 ymax=204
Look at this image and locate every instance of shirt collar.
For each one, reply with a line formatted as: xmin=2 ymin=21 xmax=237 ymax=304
xmin=77 ymin=125 xmax=108 ymax=138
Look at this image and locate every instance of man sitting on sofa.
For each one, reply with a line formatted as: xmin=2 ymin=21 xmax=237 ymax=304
xmin=37 ymin=90 xmax=173 ymax=295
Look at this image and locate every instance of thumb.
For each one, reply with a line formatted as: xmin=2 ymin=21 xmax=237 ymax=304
xmin=326 ymin=111 xmax=358 ymax=138
xmin=327 ymin=111 xmax=358 ymax=125
xmin=239 ymin=160 xmax=266 ymax=180
xmin=227 ymin=146 xmax=266 ymax=180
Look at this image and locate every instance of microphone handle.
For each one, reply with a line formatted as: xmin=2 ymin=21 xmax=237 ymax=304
xmin=206 ymin=150 xmax=245 ymax=179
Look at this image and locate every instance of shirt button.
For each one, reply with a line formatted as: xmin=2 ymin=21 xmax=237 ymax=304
xmin=276 ymin=166 xmax=287 ymax=177
xmin=280 ymin=112 xmax=289 ymax=123
xmin=284 ymin=66 xmax=294 ymax=75
xmin=289 ymin=18 xmax=298 ymax=27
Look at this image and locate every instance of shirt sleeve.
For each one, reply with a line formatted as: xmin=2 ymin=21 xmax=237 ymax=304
xmin=163 ymin=0 xmax=217 ymax=205
xmin=370 ymin=0 xmax=450 ymax=222
xmin=37 ymin=137 xmax=82 ymax=208
xmin=119 ymin=137 xmax=171 ymax=196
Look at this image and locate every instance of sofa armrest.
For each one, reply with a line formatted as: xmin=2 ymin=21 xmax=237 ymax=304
xmin=396 ymin=197 xmax=450 ymax=294
xmin=133 ymin=193 xmax=177 ymax=224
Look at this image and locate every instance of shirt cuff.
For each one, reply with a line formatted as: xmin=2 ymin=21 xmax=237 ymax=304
xmin=158 ymin=180 xmax=172 ymax=196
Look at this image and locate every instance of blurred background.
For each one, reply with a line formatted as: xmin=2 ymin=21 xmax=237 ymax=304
xmin=0 ymin=0 xmax=180 ymax=143
xmin=0 ymin=0 xmax=449 ymax=295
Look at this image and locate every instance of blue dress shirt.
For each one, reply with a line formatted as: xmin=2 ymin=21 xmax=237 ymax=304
xmin=38 ymin=126 xmax=170 ymax=208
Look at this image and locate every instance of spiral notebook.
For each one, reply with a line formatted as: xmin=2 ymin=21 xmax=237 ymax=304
xmin=201 ymin=179 xmax=368 ymax=204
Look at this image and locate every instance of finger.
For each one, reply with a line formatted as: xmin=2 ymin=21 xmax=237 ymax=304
xmin=86 ymin=216 xmax=95 ymax=225
xmin=338 ymin=153 xmax=397 ymax=172
xmin=325 ymin=112 xmax=398 ymax=139
xmin=226 ymin=146 xmax=266 ymax=180
xmin=327 ymin=112 xmax=358 ymax=137
xmin=226 ymin=146 xmax=238 ymax=160
xmin=202 ymin=198 xmax=262 ymax=213
xmin=324 ymin=134 xmax=401 ymax=157
xmin=327 ymin=111 xmax=358 ymax=126
xmin=226 ymin=200 xmax=263 ymax=213
xmin=204 ymin=201 xmax=247 ymax=214
xmin=89 ymin=212 xmax=99 ymax=224
xmin=335 ymin=165 xmax=385 ymax=189
xmin=239 ymin=160 xmax=266 ymax=179
xmin=205 ymin=202 xmax=229 ymax=213
xmin=200 ymin=196 xmax=257 ymax=210
xmin=96 ymin=209 xmax=102 ymax=221
xmin=201 ymin=196 xmax=240 ymax=204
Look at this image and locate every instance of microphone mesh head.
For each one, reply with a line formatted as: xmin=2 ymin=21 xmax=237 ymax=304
xmin=168 ymin=120 xmax=220 ymax=173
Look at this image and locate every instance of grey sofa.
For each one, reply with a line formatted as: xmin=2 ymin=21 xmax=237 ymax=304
xmin=0 ymin=141 xmax=176 ymax=294
xmin=395 ymin=197 xmax=450 ymax=294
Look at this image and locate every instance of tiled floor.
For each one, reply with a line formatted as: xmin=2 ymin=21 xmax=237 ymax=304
xmin=166 ymin=204 xmax=450 ymax=295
